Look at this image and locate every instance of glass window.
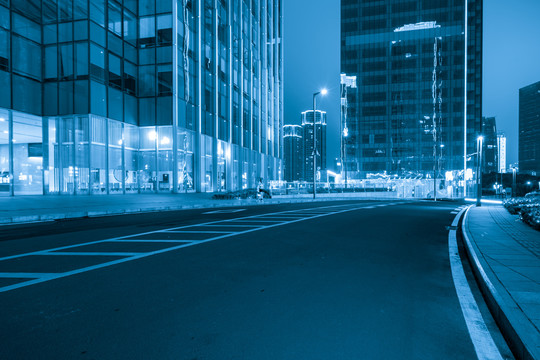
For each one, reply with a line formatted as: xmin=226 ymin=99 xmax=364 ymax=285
xmin=157 ymin=14 xmax=172 ymax=45
xmin=13 ymin=113 xmax=43 ymax=195
xmin=12 ymin=75 xmax=41 ymax=115
xmin=74 ymin=116 xmax=90 ymax=194
xmin=157 ymin=97 xmax=172 ymax=125
xmin=90 ymin=21 xmax=106 ymax=46
xmin=124 ymin=123 xmax=138 ymax=193
xmin=89 ymin=43 xmax=105 ymax=81
xmin=59 ymin=44 xmax=74 ymax=80
xmin=44 ymin=45 xmax=57 ymax=81
xmin=90 ymin=116 xmax=107 ymax=194
xmin=90 ymin=0 xmax=105 ymax=27
xmin=74 ymin=21 xmax=88 ymax=41
xmin=139 ymin=16 xmax=156 ymax=48
xmin=13 ymin=13 xmax=41 ymax=43
xmin=123 ymin=10 xmax=137 ymax=45
xmin=0 ymin=70 xmax=9 ymax=108
xmin=74 ymin=0 xmax=88 ymax=20
xmin=59 ymin=81 xmax=74 ymax=115
xmin=58 ymin=22 xmax=73 ymax=42
xmin=124 ymin=61 xmax=137 ymax=95
xmin=124 ymin=94 xmax=137 ymax=125
xmin=43 ymin=24 xmax=57 ymax=44
xmin=42 ymin=0 xmax=57 ymax=24
xmin=139 ymin=98 xmax=155 ymax=126
xmin=0 ymin=110 xmax=9 ymax=195
xmin=58 ymin=0 xmax=73 ymax=21
xmin=139 ymin=0 xmax=155 ymax=16
xmin=124 ymin=0 xmax=137 ymax=14
xmin=90 ymin=81 xmax=106 ymax=116
xmin=0 ymin=5 xmax=10 ymax=29
xmin=108 ymin=87 xmax=123 ymax=121
xmin=139 ymin=126 xmax=157 ymax=192
xmin=108 ymin=53 xmax=121 ymax=89
xmin=75 ymin=42 xmax=88 ymax=79
xmin=12 ymin=36 xmax=41 ymax=80
xmin=43 ymin=83 xmax=58 ymax=115
xmin=108 ymin=120 xmax=123 ymax=192
xmin=12 ymin=0 xmax=40 ymax=23
xmin=108 ymin=1 xmax=122 ymax=36
xmin=108 ymin=32 xmax=123 ymax=55
xmin=74 ymin=80 xmax=89 ymax=114
xmin=0 ymin=28 xmax=9 ymax=71
xmin=158 ymin=64 xmax=172 ymax=96
xmin=138 ymin=65 xmax=156 ymax=96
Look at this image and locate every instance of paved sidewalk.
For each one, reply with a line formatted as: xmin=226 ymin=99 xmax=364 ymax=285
xmin=463 ymin=205 xmax=540 ymax=360
xmin=0 ymin=193 xmax=401 ymax=225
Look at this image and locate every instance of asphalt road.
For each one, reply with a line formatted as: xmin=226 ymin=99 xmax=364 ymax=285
xmin=0 ymin=200 xmax=511 ymax=359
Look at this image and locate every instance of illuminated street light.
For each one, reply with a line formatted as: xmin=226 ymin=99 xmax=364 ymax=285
xmin=476 ymin=136 xmax=484 ymax=207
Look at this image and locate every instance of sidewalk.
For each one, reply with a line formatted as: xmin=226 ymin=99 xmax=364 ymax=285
xmin=0 ymin=193 xmax=399 ymax=226
xmin=462 ymin=205 xmax=540 ymax=360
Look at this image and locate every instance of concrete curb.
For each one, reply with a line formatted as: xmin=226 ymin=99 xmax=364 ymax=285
xmin=460 ymin=206 xmax=540 ymax=360
xmin=0 ymin=196 xmax=399 ymax=226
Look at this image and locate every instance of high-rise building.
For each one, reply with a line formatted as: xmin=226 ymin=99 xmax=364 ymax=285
xmin=0 ymin=0 xmax=283 ymax=196
xmin=519 ymin=81 xmax=540 ymax=175
xmin=283 ymin=125 xmax=303 ymax=182
xmin=482 ymin=117 xmax=498 ymax=173
xmin=497 ymin=132 xmax=506 ymax=173
xmin=340 ymin=0 xmax=483 ymax=181
xmin=301 ymin=110 xmax=327 ymax=182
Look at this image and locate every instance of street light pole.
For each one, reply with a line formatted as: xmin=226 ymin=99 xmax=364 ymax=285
xmin=312 ymin=89 xmax=327 ymax=199
xmin=476 ymin=136 xmax=483 ymax=207
xmin=512 ymin=167 xmax=517 ymax=197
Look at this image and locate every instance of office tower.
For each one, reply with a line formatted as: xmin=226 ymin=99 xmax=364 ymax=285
xmin=340 ymin=0 xmax=482 ymax=181
xmin=301 ymin=110 xmax=327 ymax=182
xmin=283 ymin=125 xmax=303 ymax=182
xmin=482 ymin=116 xmax=497 ymax=173
xmin=497 ymin=132 xmax=506 ymax=173
xmin=519 ymin=81 xmax=540 ymax=175
xmin=0 ymin=0 xmax=283 ymax=195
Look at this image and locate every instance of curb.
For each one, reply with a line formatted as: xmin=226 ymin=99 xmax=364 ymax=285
xmin=0 ymin=196 xmax=398 ymax=226
xmin=460 ymin=206 xmax=540 ymax=360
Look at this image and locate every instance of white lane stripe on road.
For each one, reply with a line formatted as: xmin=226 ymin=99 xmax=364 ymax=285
xmin=37 ymin=252 xmax=142 ymax=257
xmin=0 ymin=201 xmax=394 ymax=292
xmin=0 ymin=273 xmax=54 ymax=279
xmin=107 ymin=239 xmax=194 ymax=243
xmin=449 ymin=207 xmax=503 ymax=360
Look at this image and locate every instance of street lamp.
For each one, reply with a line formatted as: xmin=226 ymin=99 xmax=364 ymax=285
xmin=476 ymin=135 xmax=483 ymax=207
xmin=313 ymin=89 xmax=327 ymax=199
xmin=512 ymin=167 xmax=517 ymax=197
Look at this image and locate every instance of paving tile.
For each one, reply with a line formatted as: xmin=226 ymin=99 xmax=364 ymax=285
xmin=511 ymin=291 xmax=540 ymax=304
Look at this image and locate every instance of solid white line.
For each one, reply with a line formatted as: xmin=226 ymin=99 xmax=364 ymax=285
xmin=449 ymin=208 xmax=503 ymax=360
xmin=161 ymin=230 xmax=235 ymax=234
xmin=201 ymin=224 xmax=261 ymax=227
xmin=107 ymin=239 xmax=194 ymax=243
xmin=37 ymin=252 xmax=141 ymax=257
xmin=0 ymin=272 xmax=54 ymax=278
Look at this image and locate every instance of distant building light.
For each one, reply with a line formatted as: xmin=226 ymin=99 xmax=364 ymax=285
xmin=394 ymin=21 xmax=441 ymax=33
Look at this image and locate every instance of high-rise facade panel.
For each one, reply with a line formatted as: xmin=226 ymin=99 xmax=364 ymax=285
xmin=283 ymin=124 xmax=303 ymax=181
xmin=340 ymin=0 xmax=482 ymax=182
xmin=302 ymin=110 xmax=327 ymax=182
xmin=519 ymin=81 xmax=540 ymax=175
xmin=482 ymin=116 xmax=497 ymax=174
xmin=0 ymin=0 xmax=282 ymax=195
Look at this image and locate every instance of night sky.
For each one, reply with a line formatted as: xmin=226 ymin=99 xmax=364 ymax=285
xmin=284 ymin=0 xmax=540 ymax=169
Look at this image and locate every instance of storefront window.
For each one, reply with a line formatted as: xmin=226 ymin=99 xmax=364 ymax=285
xmin=91 ymin=116 xmax=107 ymax=194
xmin=124 ymin=123 xmax=139 ymax=193
xmin=157 ymin=126 xmax=172 ymax=191
xmin=75 ymin=116 xmax=90 ymax=194
xmin=139 ymin=126 xmax=156 ymax=192
xmin=108 ymin=119 xmax=123 ymax=193
xmin=0 ymin=110 xmax=9 ymax=195
xmin=13 ymin=112 xmax=42 ymax=195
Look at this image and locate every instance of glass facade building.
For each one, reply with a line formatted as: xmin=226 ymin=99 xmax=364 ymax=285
xmin=519 ymin=81 xmax=540 ymax=175
xmin=283 ymin=124 xmax=303 ymax=182
xmin=341 ymin=0 xmax=482 ymax=185
xmin=0 ymin=0 xmax=283 ymax=196
xmin=301 ymin=110 xmax=326 ymax=182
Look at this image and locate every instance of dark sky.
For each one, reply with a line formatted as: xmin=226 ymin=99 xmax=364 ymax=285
xmin=284 ymin=0 xmax=540 ymax=169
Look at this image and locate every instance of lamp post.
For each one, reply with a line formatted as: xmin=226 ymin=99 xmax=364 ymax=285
xmin=512 ymin=167 xmax=517 ymax=197
xmin=476 ymin=135 xmax=483 ymax=207
xmin=312 ymin=89 xmax=327 ymax=199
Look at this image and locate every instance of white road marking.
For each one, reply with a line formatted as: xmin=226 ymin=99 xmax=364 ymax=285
xmin=160 ymin=230 xmax=235 ymax=234
xmin=37 ymin=252 xmax=142 ymax=257
xmin=108 ymin=239 xmax=194 ymax=243
xmin=203 ymin=209 xmax=246 ymax=214
xmin=0 ymin=201 xmax=401 ymax=293
xmin=0 ymin=273 xmax=53 ymax=278
xmin=449 ymin=207 xmax=504 ymax=360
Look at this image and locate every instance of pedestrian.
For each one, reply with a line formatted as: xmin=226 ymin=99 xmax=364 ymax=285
xmin=257 ymin=178 xmax=264 ymax=201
